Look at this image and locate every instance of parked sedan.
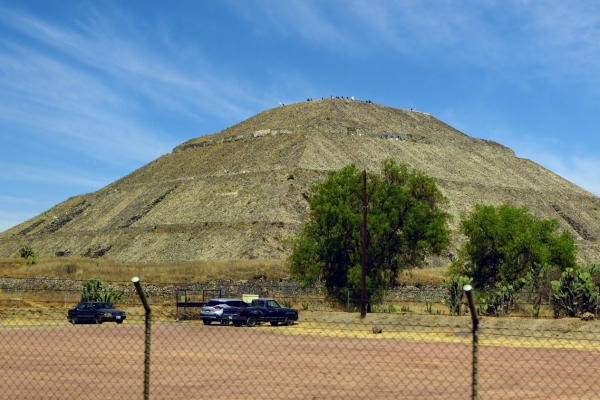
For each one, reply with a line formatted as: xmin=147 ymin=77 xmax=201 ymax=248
xmin=67 ymin=302 xmax=126 ymax=324
xmin=200 ymin=298 xmax=249 ymax=325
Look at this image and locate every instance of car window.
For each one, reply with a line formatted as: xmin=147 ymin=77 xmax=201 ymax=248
xmin=267 ymin=300 xmax=280 ymax=309
xmin=205 ymin=300 xmax=223 ymax=307
xmin=228 ymin=301 xmax=248 ymax=307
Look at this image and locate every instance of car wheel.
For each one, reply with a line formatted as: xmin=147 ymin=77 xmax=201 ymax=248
xmin=233 ymin=322 xmax=242 ymax=327
xmin=95 ymin=316 xmax=102 ymax=324
xmin=220 ymin=320 xmax=230 ymax=326
xmin=116 ymin=320 xmax=123 ymax=324
xmin=71 ymin=317 xmax=78 ymax=325
xmin=247 ymin=316 xmax=257 ymax=327
xmin=202 ymin=320 xmax=211 ymax=325
xmin=284 ymin=316 xmax=294 ymax=326
xmin=270 ymin=321 xmax=279 ymax=326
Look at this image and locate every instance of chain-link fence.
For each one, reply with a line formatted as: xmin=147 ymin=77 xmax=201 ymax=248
xmin=2 ymin=277 xmax=595 ymax=318
xmin=1 ymin=282 xmax=600 ymax=399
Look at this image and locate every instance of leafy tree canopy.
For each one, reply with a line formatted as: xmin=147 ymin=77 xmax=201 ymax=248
xmin=453 ymin=204 xmax=577 ymax=290
xmin=288 ymin=159 xmax=451 ymax=305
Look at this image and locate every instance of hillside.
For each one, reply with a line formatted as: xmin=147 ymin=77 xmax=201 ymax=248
xmin=1 ymin=99 xmax=599 ymax=265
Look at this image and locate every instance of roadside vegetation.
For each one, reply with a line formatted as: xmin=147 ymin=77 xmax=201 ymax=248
xmin=448 ymin=204 xmax=599 ymax=318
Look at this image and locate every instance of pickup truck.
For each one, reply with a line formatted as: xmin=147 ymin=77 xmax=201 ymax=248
xmin=221 ymin=298 xmax=298 ymax=327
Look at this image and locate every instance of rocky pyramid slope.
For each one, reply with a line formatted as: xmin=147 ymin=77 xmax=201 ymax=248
xmin=2 ymin=99 xmax=599 ymax=264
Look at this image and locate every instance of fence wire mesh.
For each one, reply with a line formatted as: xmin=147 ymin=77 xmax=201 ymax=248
xmin=0 ymin=305 xmax=600 ymax=399
xmin=1 ymin=289 xmax=600 ymax=399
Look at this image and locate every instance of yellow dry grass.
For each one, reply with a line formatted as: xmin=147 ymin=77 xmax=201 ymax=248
xmin=398 ymin=267 xmax=450 ymax=286
xmin=276 ymin=322 xmax=600 ymax=351
xmin=0 ymin=256 xmax=289 ymax=284
xmin=0 ymin=256 xmax=449 ymax=286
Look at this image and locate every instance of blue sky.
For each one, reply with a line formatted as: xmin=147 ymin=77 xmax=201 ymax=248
xmin=1 ymin=1 xmax=600 ymax=232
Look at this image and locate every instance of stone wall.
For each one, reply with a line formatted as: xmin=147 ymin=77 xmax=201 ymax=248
xmin=0 ymin=277 xmax=449 ymax=303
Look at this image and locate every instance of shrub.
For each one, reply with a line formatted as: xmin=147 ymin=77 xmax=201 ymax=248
xmin=65 ymin=263 xmax=77 ymax=274
xmin=19 ymin=247 xmax=35 ymax=259
xmin=98 ymin=290 xmax=124 ymax=305
xmin=80 ymin=278 xmax=103 ymax=302
xmin=442 ymin=275 xmax=472 ymax=315
xmin=19 ymin=247 xmax=37 ymax=265
xmin=425 ymin=301 xmax=434 ymax=314
xmin=551 ymin=267 xmax=598 ymax=318
xmin=478 ymin=284 xmax=517 ymax=316
xmin=80 ymin=278 xmax=123 ymax=305
xmin=456 ymin=204 xmax=576 ymax=290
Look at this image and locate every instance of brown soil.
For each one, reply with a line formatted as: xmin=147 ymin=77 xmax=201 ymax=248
xmin=0 ymin=310 xmax=598 ymax=399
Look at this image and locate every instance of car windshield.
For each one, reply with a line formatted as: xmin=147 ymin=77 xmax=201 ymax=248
xmin=205 ymin=300 xmax=224 ymax=307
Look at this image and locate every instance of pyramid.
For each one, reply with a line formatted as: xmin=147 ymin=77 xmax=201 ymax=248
xmin=2 ymin=99 xmax=599 ymax=265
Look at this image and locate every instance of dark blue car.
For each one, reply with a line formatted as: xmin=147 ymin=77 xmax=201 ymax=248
xmin=67 ymin=302 xmax=126 ymax=324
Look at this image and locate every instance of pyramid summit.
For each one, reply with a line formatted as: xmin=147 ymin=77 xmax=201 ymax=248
xmin=2 ymin=99 xmax=600 ymax=264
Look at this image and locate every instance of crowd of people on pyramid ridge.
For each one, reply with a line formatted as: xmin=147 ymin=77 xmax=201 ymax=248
xmin=280 ymin=95 xmax=373 ymax=107
xmin=277 ymin=96 xmax=427 ymax=118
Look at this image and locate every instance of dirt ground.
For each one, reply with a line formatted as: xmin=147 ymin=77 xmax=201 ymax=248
xmin=1 ymin=308 xmax=600 ymax=399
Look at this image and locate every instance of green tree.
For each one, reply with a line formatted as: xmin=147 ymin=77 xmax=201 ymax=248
xmin=288 ymin=159 xmax=451 ymax=306
xmin=453 ymin=204 xmax=577 ymax=313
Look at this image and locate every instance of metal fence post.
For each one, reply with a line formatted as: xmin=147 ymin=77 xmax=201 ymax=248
xmin=132 ymin=277 xmax=152 ymax=400
xmin=463 ymin=285 xmax=479 ymax=400
xmin=347 ymin=290 xmax=350 ymax=312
